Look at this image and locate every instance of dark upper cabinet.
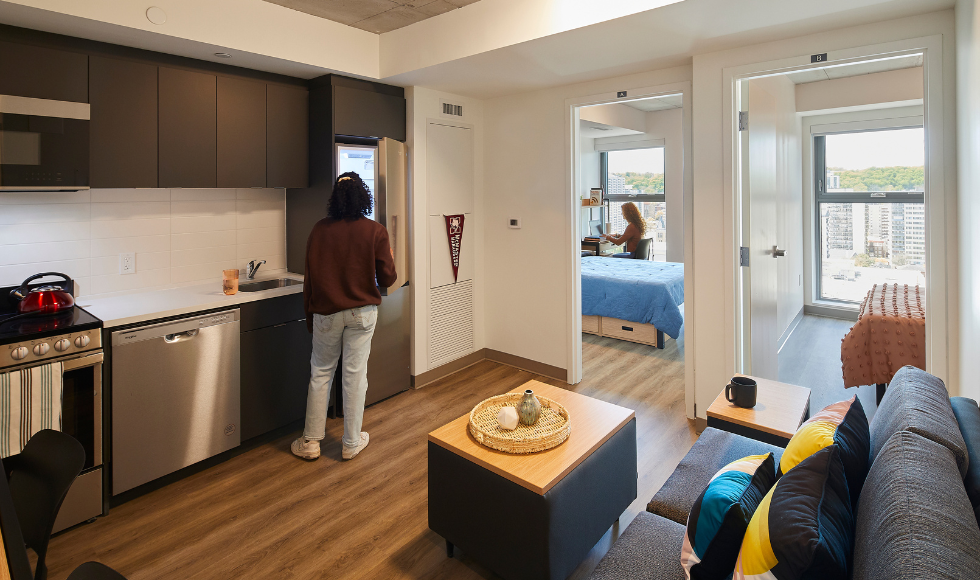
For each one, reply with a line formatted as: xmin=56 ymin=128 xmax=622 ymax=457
xmin=333 ymin=86 xmax=406 ymax=142
xmin=266 ymin=84 xmax=308 ymax=189
xmin=159 ymin=67 xmax=217 ymax=188
xmin=0 ymin=41 xmax=88 ymax=103
xmin=89 ymin=56 xmax=158 ymax=188
xmin=217 ymin=76 xmax=266 ymax=188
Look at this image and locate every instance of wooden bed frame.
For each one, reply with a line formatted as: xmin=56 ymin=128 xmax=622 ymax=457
xmin=582 ymin=315 xmax=666 ymax=349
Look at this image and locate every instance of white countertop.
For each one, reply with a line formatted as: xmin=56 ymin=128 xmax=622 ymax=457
xmin=76 ymin=272 xmax=305 ymax=328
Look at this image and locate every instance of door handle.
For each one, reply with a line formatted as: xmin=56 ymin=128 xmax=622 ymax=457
xmin=164 ymin=329 xmax=199 ymax=343
xmin=771 ymin=246 xmax=786 ymax=258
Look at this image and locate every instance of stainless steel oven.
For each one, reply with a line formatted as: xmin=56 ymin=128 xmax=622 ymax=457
xmin=0 ymin=94 xmax=90 ymax=191
xmin=1 ymin=327 xmax=104 ymax=532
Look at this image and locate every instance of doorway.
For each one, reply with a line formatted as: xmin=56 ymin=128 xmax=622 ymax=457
xmin=735 ymin=47 xmax=936 ymax=414
xmin=566 ymin=81 xmax=694 ymax=417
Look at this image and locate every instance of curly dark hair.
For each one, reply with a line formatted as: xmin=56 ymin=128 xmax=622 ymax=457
xmin=327 ymin=172 xmax=373 ymax=220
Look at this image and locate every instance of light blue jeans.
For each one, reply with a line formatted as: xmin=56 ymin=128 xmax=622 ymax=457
xmin=303 ymin=305 xmax=378 ymax=448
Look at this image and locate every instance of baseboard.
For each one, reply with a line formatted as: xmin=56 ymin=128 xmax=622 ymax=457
xmin=485 ymin=349 xmax=567 ymax=382
xmin=411 ymin=349 xmax=488 ymax=389
xmin=777 ymin=307 xmax=805 ymax=354
xmin=804 ymin=303 xmax=859 ymax=321
xmin=411 ymin=348 xmax=568 ymax=388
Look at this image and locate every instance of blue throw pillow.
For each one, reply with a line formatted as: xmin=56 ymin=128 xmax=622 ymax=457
xmin=681 ymin=453 xmax=776 ymax=580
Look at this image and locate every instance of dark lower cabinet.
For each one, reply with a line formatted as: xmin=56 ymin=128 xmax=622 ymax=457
xmin=89 ymin=56 xmax=158 ymax=188
xmin=159 ymin=66 xmax=217 ymax=188
xmin=240 ymin=319 xmax=312 ymax=441
xmin=217 ymin=76 xmax=266 ymax=188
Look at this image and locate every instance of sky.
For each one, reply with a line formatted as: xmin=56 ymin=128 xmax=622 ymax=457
xmin=607 ymin=147 xmax=665 ymax=174
xmin=825 ymin=127 xmax=924 ymax=170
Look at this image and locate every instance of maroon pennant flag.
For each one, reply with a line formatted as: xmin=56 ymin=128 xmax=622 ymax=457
xmin=444 ymin=214 xmax=465 ymax=283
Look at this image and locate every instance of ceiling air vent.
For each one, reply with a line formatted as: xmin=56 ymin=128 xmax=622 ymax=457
xmin=441 ymin=101 xmax=464 ymax=118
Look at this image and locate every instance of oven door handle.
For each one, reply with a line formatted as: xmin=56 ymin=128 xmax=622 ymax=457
xmin=62 ymin=352 xmax=104 ymax=371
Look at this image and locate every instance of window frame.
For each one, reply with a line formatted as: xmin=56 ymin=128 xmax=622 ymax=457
xmin=599 ymin=145 xmax=667 ymax=204
xmin=812 ymin=122 xmax=925 ymax=305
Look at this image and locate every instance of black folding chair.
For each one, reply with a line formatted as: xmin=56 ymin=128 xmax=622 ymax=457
xmin=4 ymin=429 xmax=84 ymax=580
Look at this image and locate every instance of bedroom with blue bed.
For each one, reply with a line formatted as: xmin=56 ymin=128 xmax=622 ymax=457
xmin=581 ymin=256 xmax=684 ymax=349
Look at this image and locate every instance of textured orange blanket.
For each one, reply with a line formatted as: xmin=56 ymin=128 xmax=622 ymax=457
xmin=841 ymin=284 xmax=925 ymax=388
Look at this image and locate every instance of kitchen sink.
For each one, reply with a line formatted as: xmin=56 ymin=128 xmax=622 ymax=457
xmin=239 ymin=278 xmax=303 ymax=292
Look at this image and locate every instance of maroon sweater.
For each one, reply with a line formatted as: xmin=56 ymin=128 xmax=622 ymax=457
xmin=304 ymin=217 xmax=397 ymax=332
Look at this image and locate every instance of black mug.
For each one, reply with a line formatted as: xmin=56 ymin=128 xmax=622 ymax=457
xmin=726 ymin=376 xmax=757 ymax=409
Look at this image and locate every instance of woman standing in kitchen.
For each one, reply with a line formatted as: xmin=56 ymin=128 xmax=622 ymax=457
xmin=292 ymin=172 xmax=397 ymax=461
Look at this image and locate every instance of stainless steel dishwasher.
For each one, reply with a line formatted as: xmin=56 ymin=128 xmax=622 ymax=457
xmin=111 ymin=309 xmax=241 ymax=494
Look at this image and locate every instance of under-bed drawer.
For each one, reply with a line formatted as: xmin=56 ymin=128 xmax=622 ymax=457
xmin=602 ymin=317 xmax=661 ymax=346
xmin=582 ymin=315 xmax=601 ymax=335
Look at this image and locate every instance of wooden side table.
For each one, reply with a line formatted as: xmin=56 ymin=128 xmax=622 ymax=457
xmin=706 ymin=376 xmax=811 ymax=447
xmin=428 ymin=381 xmax=637 ymax=580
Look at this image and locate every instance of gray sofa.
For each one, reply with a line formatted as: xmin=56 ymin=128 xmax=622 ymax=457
xmin=590 ymin=366 xmax=980 ymax=580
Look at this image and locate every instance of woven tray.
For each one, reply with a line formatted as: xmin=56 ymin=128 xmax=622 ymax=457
xmin=468 ymin=393 xmax=571 ymax=454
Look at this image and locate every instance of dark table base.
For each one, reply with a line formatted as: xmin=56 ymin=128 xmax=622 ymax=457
xmin=428 ymin=419 xmax=637 ymax=580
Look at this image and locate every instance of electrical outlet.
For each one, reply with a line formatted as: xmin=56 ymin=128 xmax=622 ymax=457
xmin=119 ymin=252 xmax=136 ymax=275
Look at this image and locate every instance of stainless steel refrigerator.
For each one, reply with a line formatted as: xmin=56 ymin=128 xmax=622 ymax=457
xmin=336 ymin=138 xmax=410 ymax=406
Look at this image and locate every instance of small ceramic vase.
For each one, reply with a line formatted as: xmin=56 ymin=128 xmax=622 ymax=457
xmin=517 ymin=389 xmax=542 ymax=426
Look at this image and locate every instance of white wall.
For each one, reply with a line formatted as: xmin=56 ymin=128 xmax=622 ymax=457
xmin=752 ymin=76 xmax=804 ymax=338
xmin=483 ymin=65 xmax=692 ymax=371
xmin=0 ymin=189 xmax=286 ymax=296
xmin=692 ymin=10 xmax=959 ymax=415
xmin=796 ymin=67 xmax=924 ymax=114
xmin=578 ymin=127 xmax=601 ymax=237
xmin=956 ymin=0 xmax=980 ymax=402
xmin=406 ymin=86 xmax=485 ymax=376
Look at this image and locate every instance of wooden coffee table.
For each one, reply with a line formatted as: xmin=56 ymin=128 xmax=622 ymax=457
xmin=428 ymin=380 xmax=637 ymax=580
xmin=706 ymin=375 xmax=811 ymax=447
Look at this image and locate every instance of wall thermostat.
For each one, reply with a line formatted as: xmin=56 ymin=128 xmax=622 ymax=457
xmin=508 ymin=218 xmax=522 ymax=229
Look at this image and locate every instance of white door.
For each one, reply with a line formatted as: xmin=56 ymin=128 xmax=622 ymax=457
xmin=740 ymin=80 xmax=780 ymax=379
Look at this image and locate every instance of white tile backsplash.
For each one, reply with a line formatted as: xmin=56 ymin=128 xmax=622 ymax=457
xmin=0 ymin=188 xmax=286 ymax=297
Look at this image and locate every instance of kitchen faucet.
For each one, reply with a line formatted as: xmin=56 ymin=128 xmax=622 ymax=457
xmin=246 ymin=260 xmax=266 ymax=280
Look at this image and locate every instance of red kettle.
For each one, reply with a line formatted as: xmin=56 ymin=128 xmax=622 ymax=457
xmin=10 ymin=272 xmax=75 ymax=315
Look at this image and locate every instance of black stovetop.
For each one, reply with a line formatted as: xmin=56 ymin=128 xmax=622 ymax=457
xmin=0 ymin=281 xmax=102 ymax=346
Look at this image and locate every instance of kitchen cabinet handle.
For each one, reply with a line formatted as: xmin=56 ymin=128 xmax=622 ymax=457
xmin=164 ymin=329 xmax=199 ymax=343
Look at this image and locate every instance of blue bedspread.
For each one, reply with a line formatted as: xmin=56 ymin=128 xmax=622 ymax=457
xmin=581 ymin=257 xmax=685 ymax=338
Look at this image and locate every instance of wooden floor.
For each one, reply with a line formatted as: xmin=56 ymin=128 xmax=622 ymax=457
xmin=778 ymin=314 xmax=878 ymax=417
xmin=43 ymin=335 xmax=694 ymax=580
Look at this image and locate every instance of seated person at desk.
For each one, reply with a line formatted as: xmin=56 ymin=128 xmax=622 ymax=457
xmin=602 ymin=201 xmax=645 ymax=257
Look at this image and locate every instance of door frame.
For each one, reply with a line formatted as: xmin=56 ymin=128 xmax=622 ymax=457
xmin=726 ymin=35 xmax=950 ymax=384
xmin=564 ymin=80 xmax=695 ymax=418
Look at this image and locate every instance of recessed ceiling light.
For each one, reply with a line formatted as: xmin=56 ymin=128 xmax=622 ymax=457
xmin=214 ymin=52 xmax=232 ymax=58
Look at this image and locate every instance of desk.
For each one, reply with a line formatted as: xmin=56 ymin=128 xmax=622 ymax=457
xmin=581 ymin=239 xmax=623 ymax=256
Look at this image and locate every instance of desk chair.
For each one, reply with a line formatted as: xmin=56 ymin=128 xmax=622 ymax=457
xmin=612 ymin=238 xmax=652 ymax=260
xmin=5 ymin=430 xmax=84 ymax=580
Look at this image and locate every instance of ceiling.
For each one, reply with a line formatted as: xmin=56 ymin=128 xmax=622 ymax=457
xmin=783 ymin=53 xmax=924 ymax=84
xmin=579 ymin=120 xmax=642 ymax=139
xmin=621 ymin=94 xmax=683 ymax=112
xmin=263 ymin=0 xmax=481 ymax=33
xmin=382 ymin=0 xmax=952 ymax=97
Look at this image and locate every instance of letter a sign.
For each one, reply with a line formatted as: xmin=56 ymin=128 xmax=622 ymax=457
xmin=444 ymin=214 xmax=464 ymax=283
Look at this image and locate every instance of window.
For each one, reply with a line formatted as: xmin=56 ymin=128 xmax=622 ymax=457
xmin=814 ymin=127 xmax=925 ymax=303
xmin=601 ymin=147 xmax=666 ymax=260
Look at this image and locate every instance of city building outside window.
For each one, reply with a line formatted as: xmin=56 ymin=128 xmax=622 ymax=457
xmin=814 ymin=127 xmax=925 ymax=303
